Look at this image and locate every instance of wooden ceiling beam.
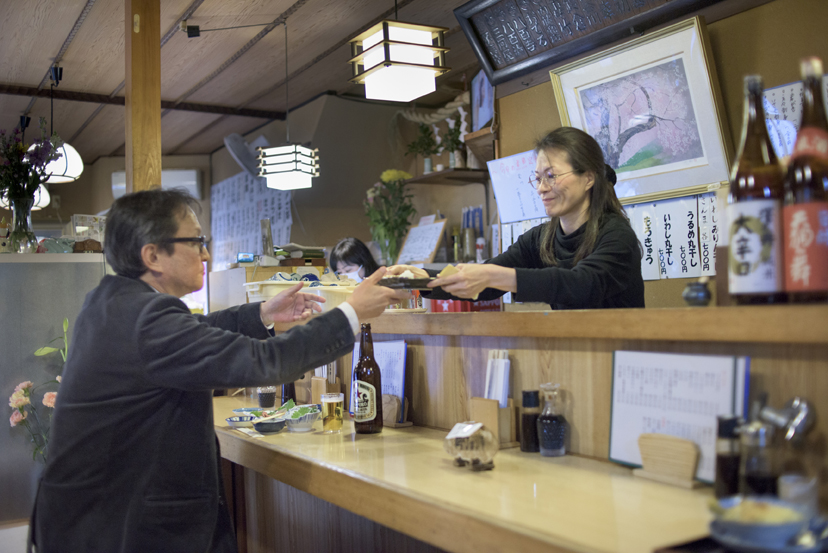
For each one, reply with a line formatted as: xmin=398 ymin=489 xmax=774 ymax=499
xmin=0 ymin=84 xmax=283 ymax=119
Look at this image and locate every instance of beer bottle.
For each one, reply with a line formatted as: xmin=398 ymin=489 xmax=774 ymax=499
xmin=354 ymin=323 xmax=382 ymax=434
xmin=727 ymin=75 xmax=786 ymax=304
xmin=783 ymin=57 xmax=828 ymax=302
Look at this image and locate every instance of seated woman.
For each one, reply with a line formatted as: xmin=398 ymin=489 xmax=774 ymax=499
xmin=389 ymin=127 xmax=644 ymax=310
xmin=329 ymin=237 xmax=380 ymax=283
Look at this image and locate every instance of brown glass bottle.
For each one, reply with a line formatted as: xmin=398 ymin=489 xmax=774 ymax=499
xmin=727 ymin=75 xmax=786 ymax=304
xmin=281 ymin=382 xmax=296 ymax=406
xmin=354 ymin=323 xmax=383 ymax=434
xmin=783 ymin=57 xmax=828 ymax=302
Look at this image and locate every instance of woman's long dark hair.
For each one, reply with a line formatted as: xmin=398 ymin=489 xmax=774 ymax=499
xmin=329 ymin=237 xmax=380 ymax=277
xmin=536 ymin=127 xmax=628 ymax=266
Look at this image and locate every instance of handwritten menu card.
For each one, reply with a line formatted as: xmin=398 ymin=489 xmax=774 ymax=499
xmin=610 ymin=351 xmax=749 ymax=483
xmin=488 ymin=150 xmax=546 ymax=223
xmin=210 ymin=172 xmax=292 ymax=270
xmin=697 ymin=192 xmax=719 ymax=277
xmin=624 ymin=203 xmax=660 ymax=281
xmin=396 ymin=220 xmax=446 ymax=265
xmin=763 ymin=75 xmax=828 ymax=157
xmin=655 ymin=197 xmax=702 ymax=279
xmin=351 ymin=340 xmax=407 ymax=423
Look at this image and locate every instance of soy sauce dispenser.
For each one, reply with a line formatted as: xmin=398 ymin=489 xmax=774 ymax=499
xmin=537 ymin=383 xmax=567 ymax=457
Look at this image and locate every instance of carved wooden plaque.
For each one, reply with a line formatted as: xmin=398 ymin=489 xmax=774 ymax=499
xmin=455 ymin=0 xmax=726 ymax=85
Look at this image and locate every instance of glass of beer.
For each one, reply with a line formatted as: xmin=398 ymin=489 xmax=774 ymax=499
xmin=321 ymin=393 xmax=344 ymax=434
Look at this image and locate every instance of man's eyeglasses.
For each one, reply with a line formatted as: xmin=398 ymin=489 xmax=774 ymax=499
xmin=528 ymin=170 xmax=575 ymax=190
xmin=160 ymin=236 xmax=210 ymax=253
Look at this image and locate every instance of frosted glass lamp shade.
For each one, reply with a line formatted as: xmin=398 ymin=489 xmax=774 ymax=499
xmin=349 ymin=20 xmax=449 ymax=103
xmin=45 ymin=143 xmax=84 ymax=183
xmin=258 ymin=144 xmax=319 ymax=191
xmin=0 ymin=184 xmax=50 ymax=210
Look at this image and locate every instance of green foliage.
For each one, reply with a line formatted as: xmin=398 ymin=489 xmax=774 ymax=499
xmin=440 ymin=117 xmax=463 ymax=153
xmin=34 ymin=317 xmax=69 ymax=363
xmin=365 ymin=170 xmax=416 ymax=265
xmin=405 ymin=124 xmax=440 ymax=158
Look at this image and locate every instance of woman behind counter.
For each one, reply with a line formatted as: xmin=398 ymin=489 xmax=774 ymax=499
xmin=389 ymin=127 xmax=645 ymax=310
xmin=330 ymin=237 xmax=380 ymax=283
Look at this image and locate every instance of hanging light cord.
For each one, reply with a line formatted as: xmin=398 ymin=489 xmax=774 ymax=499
xmin=284 ymin=20 xmax=290 ymax=144
xmin=395 ymin=0 xmax=398 ymax=20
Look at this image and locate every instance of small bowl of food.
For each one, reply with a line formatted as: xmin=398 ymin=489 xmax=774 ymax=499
xmin=253 ymin=418 xmax=287 ymax=434
xmin=285 ymin=405 xmax=321 ymax=432
xmin=225 ymin=416 xmax=255 ymax=428
xmin=710 ymin=496 xmax=810 ymax=549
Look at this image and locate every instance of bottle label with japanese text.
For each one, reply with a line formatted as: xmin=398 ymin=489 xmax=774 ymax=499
xmin=727 ymin=200 xmax=782 ymax=294
xmin=354 ymin=380 xmax=377 ymax=422
xmin=792 ymin=127 xmax=828 ymax=161
xmin=783 ymin=202 xmax=828 ymax=292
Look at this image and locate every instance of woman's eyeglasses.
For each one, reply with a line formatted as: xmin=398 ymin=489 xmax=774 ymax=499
xmin=161 ymin=235 xmax=210 ymax=253
xmin=528 ymin=170 xmax=575 ymax=190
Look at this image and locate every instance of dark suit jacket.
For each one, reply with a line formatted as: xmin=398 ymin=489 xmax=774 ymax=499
xmin=32 ymin=275 xmax=355 ymax=553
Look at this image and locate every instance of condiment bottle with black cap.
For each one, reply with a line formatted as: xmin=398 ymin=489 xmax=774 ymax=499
xmin=715 ymin=415 xmax=741 ymax=498
xmin=520 ymin=390 xmax=541 ymax=453
xmin=739 ymin=420 xmax=778 ymax=495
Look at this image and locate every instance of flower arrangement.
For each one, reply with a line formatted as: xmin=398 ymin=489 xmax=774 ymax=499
xmin=364 ymin=169 xmax=416 ymax=265
xmin=0 ymin=118 xmax=62 ymax=204
xmin=8 ymin=318 xmax=69 ymax=462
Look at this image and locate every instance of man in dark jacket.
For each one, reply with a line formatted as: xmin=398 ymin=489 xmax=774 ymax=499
xmin=31 ymin=189 xmax=406 ymax=553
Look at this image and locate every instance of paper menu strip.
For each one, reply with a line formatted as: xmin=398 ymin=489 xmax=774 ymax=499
xmin=609 ymin=350 xmax=748 ymax=483
xmin=396 ymin=220 xmax=446 ymax=265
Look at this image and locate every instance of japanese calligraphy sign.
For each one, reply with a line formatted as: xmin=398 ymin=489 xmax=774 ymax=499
xmin=697 ymin=192 xmax=719 ymax=277
xmin=763 ymin=75 xmax=828 ymax=158
xmin=655 ymin=197 xmax=702 ymax=280
xmin=455 ymin=0 xmax=726 ymax=86
xmin=624 ymin=202 xmax=660 ymax=281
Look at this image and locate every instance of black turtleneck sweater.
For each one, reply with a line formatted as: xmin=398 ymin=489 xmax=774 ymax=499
xmin=426 ymin=213 xmax=645 ymax=310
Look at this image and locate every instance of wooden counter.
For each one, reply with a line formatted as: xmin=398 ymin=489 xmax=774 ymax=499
xmin=273 ymin=305 xmax=828 ymax=344
xmin=215 ymin=396 xmax=712 ymax=553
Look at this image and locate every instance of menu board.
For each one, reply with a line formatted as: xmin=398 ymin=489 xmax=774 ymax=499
xmin=350 ymin=340 xmax=407 ymax=423
xmin=610 ymin=351 xmax=749 ymax=483
xmin=763 ymin=75 xmax=828 ymax=157
xmin=488 ymin=150 xmax=546 ymax=223
xmin=396 ymin=220 xmax=446 ymax=265
xmin=210 ymin=172 xmax=292 ymax=270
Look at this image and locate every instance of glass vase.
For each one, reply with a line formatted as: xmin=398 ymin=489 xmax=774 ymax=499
xmin=10 ymin=196 xmax=37 ymax=253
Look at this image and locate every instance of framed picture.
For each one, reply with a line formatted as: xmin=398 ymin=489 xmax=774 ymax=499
xmin=471 ymin=69 xmax=495 ymax=132
xmin=550 ymin=16 xmax=734 ymax=204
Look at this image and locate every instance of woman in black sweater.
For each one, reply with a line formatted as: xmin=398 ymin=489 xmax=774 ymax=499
xmin=389 ymin=127 xmax=645 ymax=310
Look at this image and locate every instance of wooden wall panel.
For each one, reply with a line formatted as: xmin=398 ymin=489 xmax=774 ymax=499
xmin=242 ymin=468 xmax=447 ymax=553
xmin=347 ymin=332 xmax=828 ymax=503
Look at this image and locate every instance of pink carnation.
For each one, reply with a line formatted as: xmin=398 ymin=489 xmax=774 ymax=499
xmin=42 ymin=392 xmax=57 ymax=408
xmin=9 ymin=391 xmax=30 ymax=409
xmin=9 ymin=409 xmax=26 ymax=427
xmin=14 ymin=381 xmax=33 ymax=393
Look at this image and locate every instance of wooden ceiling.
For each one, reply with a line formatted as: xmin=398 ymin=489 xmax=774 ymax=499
xmin=0 ymin=0 xmax=480 ymax=164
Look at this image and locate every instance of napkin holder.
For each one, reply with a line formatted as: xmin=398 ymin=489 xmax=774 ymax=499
xmin=470 ymin=397 xmax=518 ymax=449
xmin=632 ymin=433 xmax=701 ymax=489
xmin=311 ymin=376 xmax=341 ymax=405
xmin=382 ymin=394 xmax=413 ymax=428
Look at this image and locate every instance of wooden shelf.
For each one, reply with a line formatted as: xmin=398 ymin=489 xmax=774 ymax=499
xmin=273 ymin=305 xmax=828 ymax=345
xmin=405 ymin=168 xmax=488 ymax=185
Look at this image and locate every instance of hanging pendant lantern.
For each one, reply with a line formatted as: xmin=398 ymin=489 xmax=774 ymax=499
xmin=0 ymin=184 xmax=51 ymax=211
xmin=349 ymin=20 xmax=449 ymax=103
xmin=45 ymin=142 xmax=84 ymax=183
xmin=258 ymin=144 xmax=319 ymax=191
xmin=256 ymin=18 xmax=319 ymax=191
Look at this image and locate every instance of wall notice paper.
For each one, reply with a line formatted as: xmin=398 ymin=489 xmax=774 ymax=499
xmin=763 ymin=75 xmax=828 ymax=158
xmin=610 ymin=351 xmax=749 ymax=483
xmin=396 ymin=220 xmax=446 ymax=265
xmin=210 ymin=172 xmax=292 ymax=270
xmin=655 ymin=197 xmax=702 ymax=279
xmin=351 ymin=340 xmax=407 ymax=423
xmin=624 ymin=203 xmax=660 ymax=281
xmin=488 ymin=150 xmax=546 ymax=224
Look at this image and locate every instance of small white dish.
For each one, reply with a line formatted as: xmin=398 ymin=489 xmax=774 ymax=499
xmin=225 ymin=416 xmax=255 ymax=428
xmin=286 ymin=410 xmax=321 ymax=432
xmin=231 ymin=407 xmax=260 ymax=415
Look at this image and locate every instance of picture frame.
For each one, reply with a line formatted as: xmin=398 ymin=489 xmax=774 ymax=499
xmin=550 ymin=16 xmax=734 ymax=205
